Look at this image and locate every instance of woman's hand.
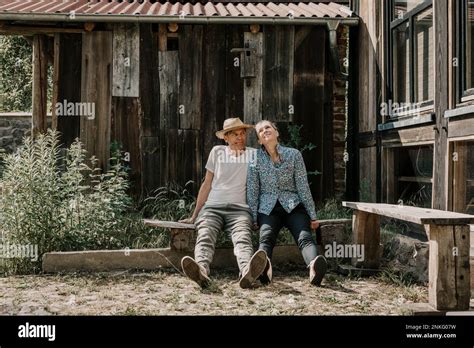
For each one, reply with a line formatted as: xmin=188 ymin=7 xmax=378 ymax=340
xmin=179 ymin=216 xmax=196 ymax=224
xmin=310 ymin=220 xmax=320 ymax=231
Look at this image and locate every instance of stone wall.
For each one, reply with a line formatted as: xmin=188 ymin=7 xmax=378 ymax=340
xmin=0 ymin=113 xmax=37 ymax=154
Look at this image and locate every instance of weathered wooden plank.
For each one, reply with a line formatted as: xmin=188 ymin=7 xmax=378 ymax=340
xmin=351 ymin=210 xmax=381 ymax=268
xmin=243 ymin=32 xmax=263 ymax=137
xmin=80 ymin=31 xmax=113 ymax=170
xmin=359 ymin=146 xmax=377 ymax=202
xmin=263 ymin=25 xmax=294 ymax=122
xmin=225 ymin=25 xmax=244 ymax=121
xmin=158 ymin=24 xmax=167 ymax=52
xmin=452 ymin=142 xmax=467 ymax=213
xmin=293 ymin=27 xmax=326 ymax=203
xmin=56 ymin=33 xmax=82 ymax=147
xmin=139 ymin=24 xmax=160 ymax=195
xmin=32 ymin=34 xmax=48 ymax=137
xmin=111 ymin=96 xmax=141 ymax=197
xmin=432 ymin=0 xmax=449 ymax=210
xmin=343 ymin=202 xmax=474 ymax=225
xmin=158 ymin=51 xmax=179 ymax=132
xmin=143 ymin=218 xmax=351 ymax=230
xmin=112 ymin=23 xmax=140 ymax=97
xmin=428 ymin=224 xmax=471 ymax=310
xmin=51 ymin=34 xmax=59 ymax=131
xmin=201 ymin=25 xmax=227 ymax=161
xmin=381 ymin=125 xmax=435 ymax=146
xmin=448 ymin=117 xmax=474 ymax=139
xmin=178 ymin=25 xmax=203 ymax=130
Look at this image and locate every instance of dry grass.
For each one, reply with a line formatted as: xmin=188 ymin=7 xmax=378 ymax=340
xmin=0 ymin=267 xmax=427 ymax=316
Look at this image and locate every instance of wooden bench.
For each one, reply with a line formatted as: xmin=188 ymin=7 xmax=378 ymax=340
xmin=143 ymin=218 xmax=351 ymax=253
xmin=342 ymin=201 xmax=473 ymax=311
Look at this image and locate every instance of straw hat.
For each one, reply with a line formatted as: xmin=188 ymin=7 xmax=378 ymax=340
xmin=215 ymin=118 xmax=254 ymax=139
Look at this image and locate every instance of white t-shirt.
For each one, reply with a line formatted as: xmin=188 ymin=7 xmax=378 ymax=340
xmin=205 ymin=145 xmax=256 ymax=206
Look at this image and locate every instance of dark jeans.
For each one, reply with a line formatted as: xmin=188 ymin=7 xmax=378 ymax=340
xmin=258 ymin=202 xmax=318 ymax=266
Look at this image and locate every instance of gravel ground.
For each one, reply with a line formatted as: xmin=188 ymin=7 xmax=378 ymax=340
xmin=0 ymin=266 xmax=428 ymax=316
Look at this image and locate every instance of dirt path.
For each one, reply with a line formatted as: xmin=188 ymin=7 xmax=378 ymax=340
xmin=0 ymin=269 xmax=427 ymax=315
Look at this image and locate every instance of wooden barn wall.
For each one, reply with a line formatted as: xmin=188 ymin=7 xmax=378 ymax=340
xmin=71 ymin=24 xmax=340 ymax=202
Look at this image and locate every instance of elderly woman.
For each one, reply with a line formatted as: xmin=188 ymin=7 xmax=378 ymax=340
xmin=247 ymin=120 xmax=327 ymax=286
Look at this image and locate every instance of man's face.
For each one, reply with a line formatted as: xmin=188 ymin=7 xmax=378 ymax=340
xmin=224 ymin=128 xmax=247 ymax=149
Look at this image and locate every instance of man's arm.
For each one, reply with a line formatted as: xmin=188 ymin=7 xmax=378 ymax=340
xmin=179 ymin=170 xmax=214 ymax=223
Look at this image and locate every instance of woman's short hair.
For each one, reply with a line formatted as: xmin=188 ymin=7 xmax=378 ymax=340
xmin=255 ymin=120 xmax=279 ymax=142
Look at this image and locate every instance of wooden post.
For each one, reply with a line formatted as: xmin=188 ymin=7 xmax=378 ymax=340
xmin=158 ymin=24 xmax=167 ymax=52
xmin=427 ymin=224 xmax=471 ymax=310
xmin=432 ymin=0 xmax=449 ymax=210
xmin=32 ymin=34 xmax=48 ymax=137
xmin=351 ymin=210 xmax=381 ymax=268
xmin=51 ymin=34 xmax=60 ymax=131
xmin=243 ymin=31 xmax=263 ymax=148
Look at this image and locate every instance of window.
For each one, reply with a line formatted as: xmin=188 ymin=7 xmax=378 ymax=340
xmin=393 ymin=145 xmax=433 ymax=208
xmin=388 ymin=0 xmax=434 ymax=116
xmin=451 ymin=141 xmax=474 ymax=214
xmin=457 ymin=0 xmax=474 ymax=100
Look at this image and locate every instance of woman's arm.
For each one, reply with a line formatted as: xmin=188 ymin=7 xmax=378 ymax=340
xmin=179 ymin=170 xmax=214 ymax=223
xmin=294 ymin=150 xmax=318 ymax=221
xmin=246 ymin=160 xmax=260 ymax=224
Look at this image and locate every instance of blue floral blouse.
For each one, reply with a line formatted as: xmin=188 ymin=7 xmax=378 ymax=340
xmin=246 ymin=144 xmax=317 ymax=222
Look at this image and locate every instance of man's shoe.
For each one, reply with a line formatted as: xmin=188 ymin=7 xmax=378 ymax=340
xmin=309 ymin=255 xmax=327 ymax=286
xmin=258 ymin=257 xmax=273 ymax=285
xmin=181 ymin=256 xmax=211 ymax=288
xmin=239 ymin=250 xmax=267 ymax=289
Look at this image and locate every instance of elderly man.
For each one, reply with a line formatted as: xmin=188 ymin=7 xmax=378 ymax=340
xmin=180 ymin=118 xmax=267 ymax=289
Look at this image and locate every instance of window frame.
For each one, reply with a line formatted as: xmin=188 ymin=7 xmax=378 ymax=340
xmin=456 ymin=0 xmax=474 ymax=104
xmin=385 ymin=0 xmax=434 ymax=120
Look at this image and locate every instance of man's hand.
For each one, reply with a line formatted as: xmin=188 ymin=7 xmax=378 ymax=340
xmin=310 ymin=220 xmax=320 ymax=231
xmin=179 ymin=217 xmax=195 ymax=224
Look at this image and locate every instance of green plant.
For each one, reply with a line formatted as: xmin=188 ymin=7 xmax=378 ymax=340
xmin=0 ymin=130 xmax=132 ymax=274
xmin=281 ymin=124 xmax=321 ymax=180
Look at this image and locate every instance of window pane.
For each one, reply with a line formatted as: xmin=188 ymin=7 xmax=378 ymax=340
xmin=414 ymin=7 xmax=434 ymax=102
xmin=465 ymin=1 xmax=474 ymax=90
xmin=395 ymin=145 xmax=433 ymax=208
xmin=393 ymin=22 xmax=410 ymax=103
xmin=394 ymin=0 xmax=425 ymax=19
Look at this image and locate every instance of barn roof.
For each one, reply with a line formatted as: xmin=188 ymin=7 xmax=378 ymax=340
xmin=0 ymin=0 xmax=358 ymax=25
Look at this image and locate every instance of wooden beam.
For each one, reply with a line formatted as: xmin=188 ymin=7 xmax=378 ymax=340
xmin=432 ymin=0 xmax=449 ymax=210
xmin=0 ymin=25 xmax=85 ymax=35
xmin=32 ymin=34 xmax=48 ymax=137
xmin=158 ymin=24 xmax=167 ymax=52
xmin=51 ymin=34 xmax=60 ymax=131
xmin=428 ymin=224 xmax=471 ymax=310
xmin=351 ymin=210 xmax=381 ymax=268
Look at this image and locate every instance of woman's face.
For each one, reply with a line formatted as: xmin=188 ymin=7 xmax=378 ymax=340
xmin=256 ymin=121 xmax=279 ymax=145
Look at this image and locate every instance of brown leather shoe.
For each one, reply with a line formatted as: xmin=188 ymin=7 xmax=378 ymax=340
xmin=181 ymin=256 xmax=211 ymax=288
xmin=309 ymin=255 xmax=327 ymax=286
xmin=258 ymin=257 xmax=273 ymax=285
xmin=239 ymin=250 xmax=267 ymax=289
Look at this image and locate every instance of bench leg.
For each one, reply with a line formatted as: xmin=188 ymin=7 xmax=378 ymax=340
xmin=170 ymin=229 xmax=196 ymax=252
xmin=351 ymin=211 xmax=380 ymax=269
xmin=427 ymin=224 xmax=471 ymax=310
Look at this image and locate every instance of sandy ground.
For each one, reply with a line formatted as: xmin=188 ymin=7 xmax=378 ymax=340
xmin=0 ymin=267 xmax=428 ymax=316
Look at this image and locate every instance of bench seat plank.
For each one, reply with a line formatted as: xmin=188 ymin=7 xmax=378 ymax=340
xmin=342 ymin=202 xmax=474 ymax=225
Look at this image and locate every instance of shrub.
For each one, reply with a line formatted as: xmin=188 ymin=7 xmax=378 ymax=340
xmin=0 ymin=130 xmax=132 ymax=274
